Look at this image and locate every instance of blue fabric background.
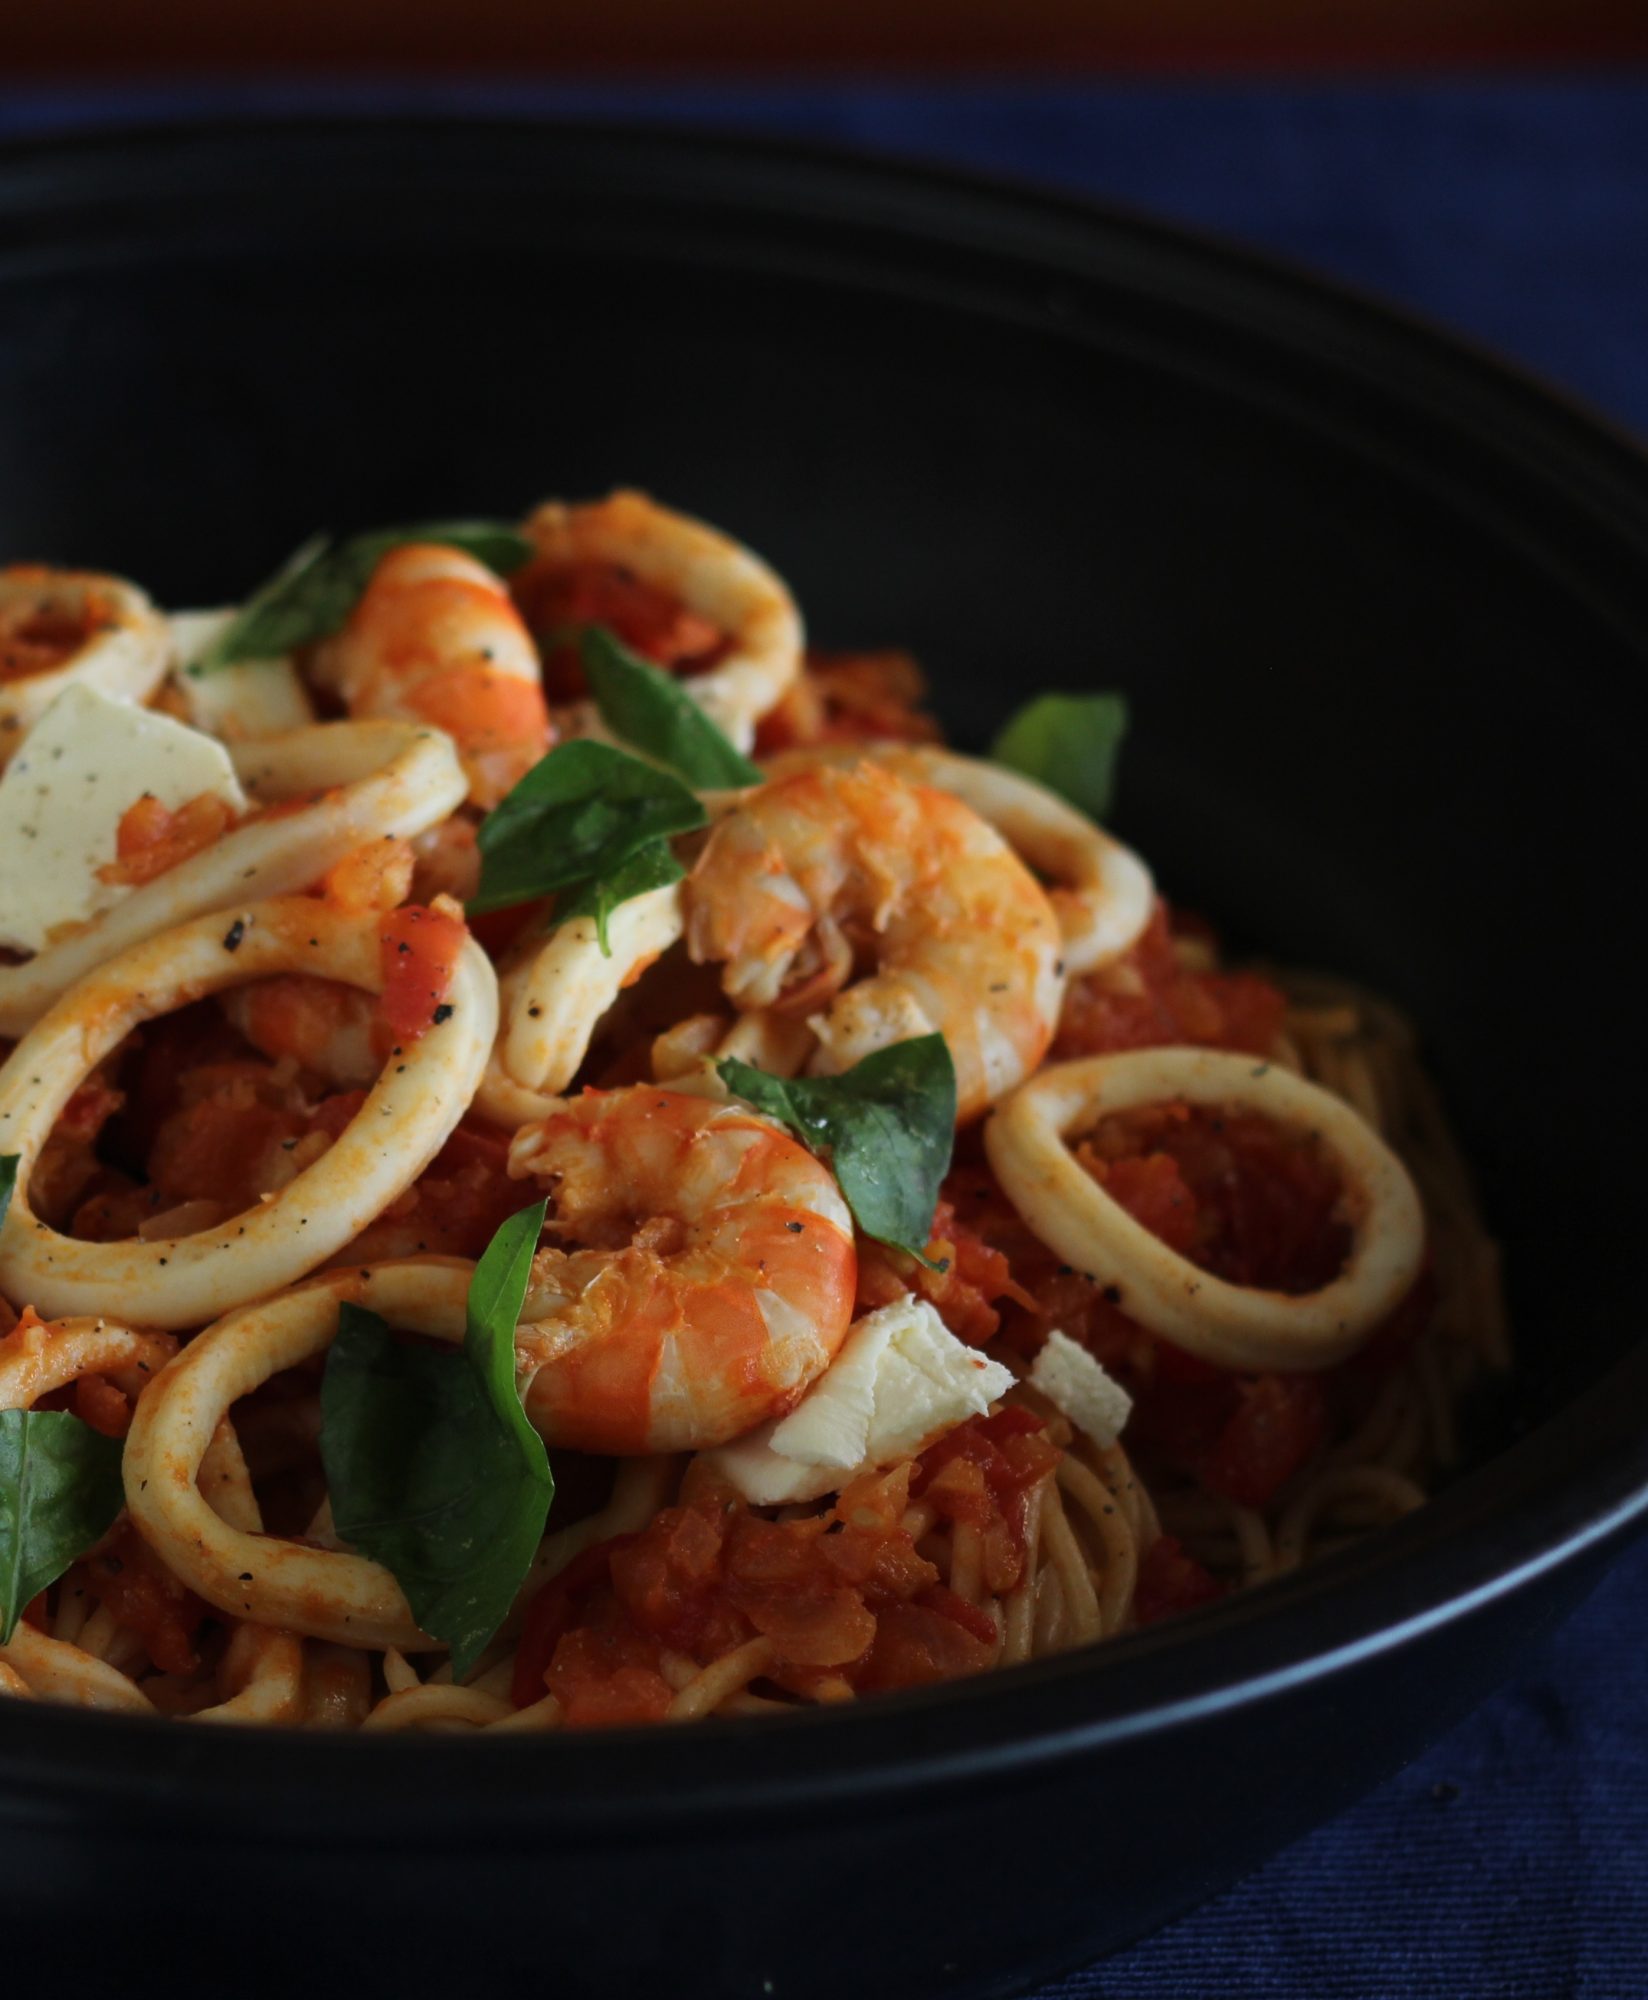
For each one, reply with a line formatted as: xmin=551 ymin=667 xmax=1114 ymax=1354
xmin=3 ymin=75 xmax=1646 ymax=1998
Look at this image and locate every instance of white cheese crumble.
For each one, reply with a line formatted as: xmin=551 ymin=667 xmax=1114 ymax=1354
xmin=167 ymin=610 xmax=314 ymax=742
xmin=1028 ymin=1329 xmax=1134 ymax=1448
xmin=706 ymin=1294 xmax=1015 ymax=1507
xmin=0 ymin=682 xmax=247 ymax=955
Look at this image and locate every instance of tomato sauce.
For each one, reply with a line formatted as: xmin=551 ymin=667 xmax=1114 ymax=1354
xmin=754 ymin=649 xmax=943 ymax=756
xmin=376 ymin=902 xmax=467 ymax=1042
xmin=99 ymin=791 xmax=239 ymax=888
xmin=1055 ymin=905 xmax=1287 ymax=1060
xmin=83 ymin=1518 xmax=208 ymax=1678
xmin=512 ymin=559 xmax=727 ymax=702
xmin=514 ymin=1417 xmax=1059 ymax=1725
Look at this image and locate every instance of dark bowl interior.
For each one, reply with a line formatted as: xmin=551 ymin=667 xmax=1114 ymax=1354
xmin=2 ymin=120 xmax=1646 ymax=1998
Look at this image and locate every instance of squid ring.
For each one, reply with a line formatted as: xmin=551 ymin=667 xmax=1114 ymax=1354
xmin=0 ymin=719 xmax=467 ymax=1037
xmin=0 ymin=1312 xmax=177 ymax=1711
xmin=525 ymin=490 xmax=803 ymax=750
xmin=765 ymin=743 xmax=1155 ymax=975
xmin=0 ymin=899 xmax=497 ymax=1328
xmin=0 ymin=566 xmax=170 ymax=767
xmin=984 ymin=1048 xmax=1425 ymax=1372
xmin=123 ymin=1261 xmax=475 ymax=1651
xmin=476 ymin=881 xmax=685 ymax=1127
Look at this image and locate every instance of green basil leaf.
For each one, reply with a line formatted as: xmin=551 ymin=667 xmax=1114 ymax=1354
xmin=320 ymin=1201 xmax=553 ymax=1679
xmin=471 ymin=738 xmax=706 ymax=916
xmin=198 ymin=519 xmax=534 ymax=671
xmin=465 ymin=1197 xmax=553 ymax=1477
xmin=989 ymin=692 xmax=1129 ymax=823
xmin=0 ymin=1153 xmax=16 ymax=1234
xmin=717 ymin=1035 xmax=958 ymax=1257
xmin=556 ymin=840 xmax=686 ymax=957
xmin=1 ymin=1409 xmax=126 ymax=1644
xmin=582 ymin=626 xmax=762 ymax=788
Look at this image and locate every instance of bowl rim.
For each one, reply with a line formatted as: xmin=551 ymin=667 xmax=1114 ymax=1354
xmin=2 ymin=111 xmax=1646 ymax=1836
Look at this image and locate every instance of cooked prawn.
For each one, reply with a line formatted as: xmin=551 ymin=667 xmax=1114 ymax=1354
xmin=316 ymin=543 xmax=551 ymax=808
xmin=507 ymin=1086 xmax=857 ymax=1454
xmin=684 ymin=760 xmax=1065 ymax=1121
xmin=765 ymin=742 xmax=1155 ymax=976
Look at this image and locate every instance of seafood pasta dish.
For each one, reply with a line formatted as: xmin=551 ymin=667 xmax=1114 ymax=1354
xmin=0 ymin=496 xmax=1505 ymax=1731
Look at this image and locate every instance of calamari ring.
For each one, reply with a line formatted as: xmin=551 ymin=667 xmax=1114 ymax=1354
xmin=524 ymin=490 xmax=803 ymax=750
xmin=475 ymin=881 xmax=685 ymax=1128
xmin=0 ymin=719 xmax=467 ymax=1038
xmin=123 ymin=1260 xmax=476 ymax=1651
xmin=984 ymin=1048 xmax=1425 ymax=1371
xmin=0 ymin=565 xmax=169 ymax=766
xmin=0 ymin=1313 xmax=178 ymax=1412
xmin=0 ymin=900 xmax=497 ymax=1328
xmin=766 ymin=743 xmax=1154 ymax=975
xmin=0 ymin=1313 xmax=177 ymax=1711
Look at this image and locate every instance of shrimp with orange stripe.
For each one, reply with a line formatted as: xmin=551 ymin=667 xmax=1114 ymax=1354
xmin=506 ymin=1084 xmax=858 ymax=1454
xmin=315 ymin=542 xmax=553 ymax=808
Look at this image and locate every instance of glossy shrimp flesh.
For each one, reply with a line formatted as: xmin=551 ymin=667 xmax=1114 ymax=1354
xmin=318 ymin=543 xmax=551 ymax=808
xmin=507 ymin=1086 xmax=857 ymax=1454
xmin=684 ymin=760 xmax=1065 ymax=1121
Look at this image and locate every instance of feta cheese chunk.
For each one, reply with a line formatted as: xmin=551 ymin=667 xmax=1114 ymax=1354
xmin=707 ymin=1294 xmax=1016 ymax=1507
xmin=1029 ymin=1330 xmax=1133 ymax=1448
xmin=0 ymin=682 xmax=247 ymax=955
xmin=168 ymin=610 xmax=314 ymax=742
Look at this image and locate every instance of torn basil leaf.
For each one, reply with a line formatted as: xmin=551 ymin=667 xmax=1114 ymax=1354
xmin=1 ymin=1409 xmax=126 ymax=1645
xmin=471 ymin=738 xmax=705 ymax=917
xmin=0 ymin=1153 xmax=16 ymax=1234
xmin=555 ymin=840 xmax=686 ymax=956
xmin=718 ymin=1035 xmax=958 ymax=1257
xmin=581 ymin=625 xmax=761 ymax=788
xmin=198 ymin=519 xmax=535 ymax=670
xmin=989 ymin=691 xmax=1129 ymax=823
xmin=319 ymin=1200 xmax=552 ymax=1680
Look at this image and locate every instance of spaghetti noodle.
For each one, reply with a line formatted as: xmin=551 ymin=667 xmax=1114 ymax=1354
xmin=0 ymin=496 xmax=1504 ymax=1730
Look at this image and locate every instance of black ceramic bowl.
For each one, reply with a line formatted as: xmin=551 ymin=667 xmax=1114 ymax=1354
xmin=2 ymin=120 xmax=1646 ymax=1998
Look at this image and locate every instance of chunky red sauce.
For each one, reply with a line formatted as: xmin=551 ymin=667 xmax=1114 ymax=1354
xmin=99 ymin=791 xmax=238 ymax=889
xmin=754 ymin=649 xmax=943 ymax=755
xmin=376 ymin=902 xmax=467 ymax=1042
xmin=1056 ymin=905 xmax=1287 ymax=1060
xmin=514 ymin=1412 xmax=1059 ymax=1725
xmin=512 ymin=559 xmax=727 ymax=702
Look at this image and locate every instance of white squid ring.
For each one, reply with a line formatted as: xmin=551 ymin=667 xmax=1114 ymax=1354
xmin=765 ymin=743 xmax=1155 ymax=975
xmin=984 ymin=1049 xmax=1425 ymax=1372
xmin=0 ymin=719 xmax=467 ymax=1038
xmin=123 ymin=1261 xmax=478 ymax=1651
xmin=0 ymin=566 xmax=170 ymax=767
xmin=525 ymin=490 xmax=803 ymax=750
xmin=0 ymin=1313 xmax=178 ymax=1713
xmin=475 ymin=881 xmax=685 ymax=1127
xmin=0 ymin=899 xmax=497 ymax=1329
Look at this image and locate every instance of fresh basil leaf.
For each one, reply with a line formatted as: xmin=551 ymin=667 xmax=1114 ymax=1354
xmin=582 ymin=626 xmax=761 ymax=788
xmin=319 ymin=1202 xmax=552 ymax=1679
xmin=0 ymin=1153 xmax=17 ymax=1234
xmin=471 ymin=738 xmax=705 ymax=916
xmin=1 ymin=1409 xmax=125 ymax=1644
xmin=198 ymin=519 xmax=534 ymax=670
xmin=556 ymin=840 xmax=686 ymax=956
xmin=989 ymin=692 xmax=1129 ymax=823
xmin=717 ymin=1035 xmax=958 ymax=1257
xmin=465 ymin=1198 xmax=552 ymax=1481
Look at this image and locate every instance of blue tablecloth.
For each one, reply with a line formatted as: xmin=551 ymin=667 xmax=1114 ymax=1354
xmin=3 ymin=76 xmax=1646 ymax=1999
